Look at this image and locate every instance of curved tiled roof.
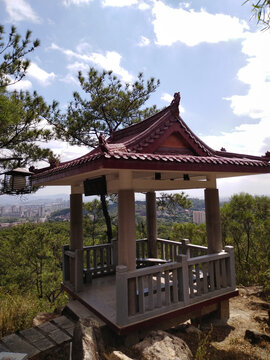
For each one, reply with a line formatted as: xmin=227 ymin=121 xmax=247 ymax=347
xmin=32 ymin=94 xmax=270 ymax=184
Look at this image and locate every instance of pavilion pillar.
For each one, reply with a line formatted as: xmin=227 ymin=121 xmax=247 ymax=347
xmin=204 ymin=188 xmax=223 ymax=254
xmin=205 ymin=187 xmax=230 ymax=324
xmin=70 ymin=189 xmax=83 ymax=292
xmin=146 ymin=191 xmax=157 ymax=258
xmin=118 ymin=189 xmax=136 ymax=315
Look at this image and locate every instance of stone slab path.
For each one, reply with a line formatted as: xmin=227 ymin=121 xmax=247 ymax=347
xmin=0 ymin=315 xmax=76 ymax=359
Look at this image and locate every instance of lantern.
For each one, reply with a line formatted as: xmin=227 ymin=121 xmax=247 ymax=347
xmin=1 ymin=167 xmax=33 ymax=195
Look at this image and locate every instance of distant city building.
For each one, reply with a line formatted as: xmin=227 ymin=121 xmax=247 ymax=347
xmin=193 ymin=210 xmax=206 ymax=224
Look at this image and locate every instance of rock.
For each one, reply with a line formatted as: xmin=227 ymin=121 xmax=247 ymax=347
xmin=185 ymin=325 xmax=201 ymax=335
xmin=133 ymin=330 xmax=193 ymax=360
xmin=32 ymin=312 xmax=60 ymax=326
xmin=109 ymin=350 xmax=133 ymax=360
xmin=72 ymin=318 xmax=104 ymax=360
xmin=244 ymin=329 xmax=270 ymax=345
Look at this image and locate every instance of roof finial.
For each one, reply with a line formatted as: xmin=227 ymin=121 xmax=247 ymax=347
xmin=98 ymin=133 xmax=109 ymax=153
xmin=170 ymin=92 xmax=181 ymax=107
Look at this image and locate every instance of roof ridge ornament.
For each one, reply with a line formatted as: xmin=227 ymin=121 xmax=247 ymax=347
xmin=170 ymin=92 xmax=181 ymax=115
xmin=99 ymin=133 xmax=109 ymax=153
xmin=170 ymin=92 xmax=181 ymax=106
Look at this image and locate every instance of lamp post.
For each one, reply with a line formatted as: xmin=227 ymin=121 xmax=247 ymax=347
xmin=0 ymin=158 xmax=34 ymax=195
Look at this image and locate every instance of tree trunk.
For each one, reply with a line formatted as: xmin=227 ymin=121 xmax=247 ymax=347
xmin=100 ymin=194 xmax=113 ymax=243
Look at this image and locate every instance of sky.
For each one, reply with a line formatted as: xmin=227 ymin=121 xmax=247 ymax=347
xmin=0 ymin=0 xmax=270 ymax=200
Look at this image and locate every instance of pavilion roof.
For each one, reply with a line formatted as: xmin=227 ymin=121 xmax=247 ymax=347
xmin=32 ymin=92 xmax=270 ymax=186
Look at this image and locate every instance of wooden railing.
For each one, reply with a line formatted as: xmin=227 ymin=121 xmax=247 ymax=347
xmin=62 ymin=240 xmax=117 ymax=288
xmin=136 ymin=238 xmax=208 ymax=261
xmin=116 ymin=246 xmax=235 ymax=325
xmin=82 ymin=242 xmax=116 ymax=282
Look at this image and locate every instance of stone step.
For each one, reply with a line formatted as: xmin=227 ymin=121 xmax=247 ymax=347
xmin=0 ymin=315 xmax=76 ymax=359
xmin=0 ymin=352 xmax=28 ymax=360
xmin=63 ymin=300 xmax=106 ymax=326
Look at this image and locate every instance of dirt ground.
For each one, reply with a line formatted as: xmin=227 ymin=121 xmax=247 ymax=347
xmin=173 ymin=286 xmax=270 ymax=360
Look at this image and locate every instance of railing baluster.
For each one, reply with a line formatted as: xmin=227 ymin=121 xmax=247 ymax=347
xmin=100 ymin=247 xmax=104 ymax=268
xmin=221 ymin=258 xmax=227 ymax=288
xmin=165 ymin=243 xmax=169 ymax=260
xmin=156 ymin=272 xmax=162 ymax=307
xmin=172 ymin=269 xmax=178 ymax=303
xmin=209 ymin=261 xmax=215 ymax=291
xmin=107 ymin=246 xmax=111 ymax=267
xmin=142 ymin=242 xmax=145 ymax=258
xmin=93 ymin=248 xmax=97 ymax=270
xmin=138 ymin=276 xmax=145 ymax=314
xmin=86 ymin=249 xmax=90 ymax=269
xmin=165 ymin=270 xmax=170 ymax=305
xmin=202 ymin=263 xmax=208 ymax=294
xmin=148 ymin=274 xmax=154 ymax=310
xmin=195 ymin=264 xmax=201 ymax=296
xmin=169 ymin=244 xmax=173 ymax=260
xmin=189 ymin=266 xmax=195 ymax=298
xmin=161 ymin=244 xmax=165 ymax=259
xmin=214 ymin=260 xmax=221 ymax=290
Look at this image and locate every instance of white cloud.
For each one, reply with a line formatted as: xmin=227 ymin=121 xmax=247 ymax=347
xmin=225 ymin=31 xmax=270 ymax=120
xmin=7 ymin=79 xmax=32 ymax=91
xmin=3 ymin=0 xmax=40 ymax=23
xmin=51 ymin=43 xmax=133 ymax=82
xmin=161 ymin=92 xmax=185 ymax=113
xmin=102 ymin=0 xmax=138 ymax=7
xmin=138 ymin=36 xmax=150 ymax=47
xmin=27 ymin=63 xmax=56 ymax=86
xmin=102 ymin=0 xmax=150 ymax=10
xmin=152 ymin=1 xmax=248 ymax=46
xmin=201 ymin=117 xmax=270 ymax=156
xmin=138 ymin=2 xmax=150 ymax=10
xmin=62 ymin=0 xmax=93 ymax=6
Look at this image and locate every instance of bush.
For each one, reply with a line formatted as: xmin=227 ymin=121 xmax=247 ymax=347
xmin=0 ymin=292 xmax=42 ymax=337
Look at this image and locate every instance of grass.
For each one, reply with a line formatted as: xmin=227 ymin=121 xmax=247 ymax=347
xmin=0 ymin=292 xmax=44 ymax=337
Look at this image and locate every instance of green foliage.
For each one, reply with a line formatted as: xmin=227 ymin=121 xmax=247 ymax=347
xmin=0 ymin=24 xmax=40 ymax=88
xmin=157 ymin=192 xmax=193 ymax=214
xmin=221 ymin=193 xmax=270 ymax=286
xmin=195 ymin=325 xmax=213 ymax=360
xmin=0 ymin=222 xmax=69 ymax=302
xmin=244 ymin=0 xmax=270 ymax=29
xmin=0 ymin=292 xmax=43 ymax=337
xmin=83 ymin=199 xmax=107 ymax=244
xmin=0 ymin=89 xmax=54 ymax=169
xmin=170 ymin=222 xmax=207 ymax=246
xmin=52 ymin=68 xmax=160 ymax=147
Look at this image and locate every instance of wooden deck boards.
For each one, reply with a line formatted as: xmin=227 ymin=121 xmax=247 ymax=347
xmin=79 ymin=275 xmax=116 ymax=323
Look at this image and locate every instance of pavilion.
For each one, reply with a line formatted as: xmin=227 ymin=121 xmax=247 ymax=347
xmin=32 ymin=92 xmax=270 ymax=335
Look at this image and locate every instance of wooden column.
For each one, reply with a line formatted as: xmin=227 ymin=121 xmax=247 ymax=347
xmin=118 ymin=189 xmax=136 ymax=270
xmin=205 ymin=187 xmax=230 ymax=323
xmin=146 ymin=191 xmax=157 ymax=258
xmin=118 ymin=189 xmax=136 ymax=315
xmin=204 ymin=188 xmax=222 ymax=254
xmin=70 ymin=191 xmax=83 ymax=292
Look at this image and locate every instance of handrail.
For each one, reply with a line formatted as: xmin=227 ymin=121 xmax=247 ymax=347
xmin=116 ymin=247 xmax=236 ymax=325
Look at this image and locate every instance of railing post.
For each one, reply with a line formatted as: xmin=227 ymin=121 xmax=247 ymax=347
xmin=176 ymin=254 xmax=190 ymax=305
xmin=116 ymin=265 xmax=128 ymax=326
xmin=224 ymin=246 xmax=236 ymax=289
xmin=181 ymin=239 xmax=190 ymax=258
xmin=112 ymin=238 xmax=118 ymax=267
xmin=74 ymin=249 xmax=83 ymax=293
xmin=62 ymin=244 xmax=70 ymax=284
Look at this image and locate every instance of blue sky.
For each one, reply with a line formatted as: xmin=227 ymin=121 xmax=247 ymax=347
xmin=1 ymin=0 xmax=270 ymax=199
